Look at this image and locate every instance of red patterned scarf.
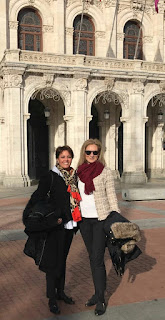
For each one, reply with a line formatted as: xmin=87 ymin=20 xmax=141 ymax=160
xmin=77 ymin=161 xmax=104 ymax=195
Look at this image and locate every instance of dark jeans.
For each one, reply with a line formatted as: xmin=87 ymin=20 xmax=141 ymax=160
xmin=79 ymin=217 xmax=106 ymax=302
xmin=46 ymin=228 xmax=74 ymax=299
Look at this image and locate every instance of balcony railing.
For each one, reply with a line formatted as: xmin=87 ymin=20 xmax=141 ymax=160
xmin=2 ymin=49 xmax=165 ymax=76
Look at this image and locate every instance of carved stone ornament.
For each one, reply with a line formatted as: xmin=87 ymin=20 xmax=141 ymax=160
xmin=65 ymin=27 xmax=74 ymax=36
xmin=143 ymin=36 xmax=153 ymax=44
xmin=117 ymin=33 xmax=124 ymax=41
xmin=95 ymin=31 xmax=106 ymax=39
xmin=159 ymin=81 xmax=165 ymax=92
xmin=132 ymin=79 xmax=145 ymax=94
xmin=43 ymin=73 xmax=55 ymax=86
xmin=75 ymin=78 xmax=88 ymax=90
xmin=43 ymin=25 xmax=54 ymax=33
xmin=28 ymin=0 xmax=35 ymax=4
xmin=104 ymin=78 xmax=115 ymax=91
xmin=9 ymin=21 xmax=18 ymax=29
xmin=3 ymin=74 xmax=23 ymax=88
xmin=0 ymin=117 xmax=5 ymax=124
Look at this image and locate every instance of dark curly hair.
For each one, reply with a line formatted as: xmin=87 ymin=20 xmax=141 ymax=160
xmin=55 ymin=145 xmax=74 ymax=159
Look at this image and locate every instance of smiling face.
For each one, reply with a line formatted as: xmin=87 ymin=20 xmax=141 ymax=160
xmin=85 ymin=144 xmax=99 ymax=164
xmin=57 ymin=150 xmax=72 ymax=170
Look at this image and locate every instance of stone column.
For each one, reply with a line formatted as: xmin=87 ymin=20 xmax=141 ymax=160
xmin=69 ymin=76 xmax=88 ymax=167
xmin=9 ymin=21 xmax=18 ymax=50
xmin=2 ymin=70 xmax=30 ymax=187
xmin=151 ymin=121 xmax=165 ymax=177
xmin=121 ymin=79 xmax=147 ymax=183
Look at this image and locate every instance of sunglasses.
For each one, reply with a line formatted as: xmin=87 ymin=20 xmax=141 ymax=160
xmin=85 ymin=150 xmax=99 ymax=156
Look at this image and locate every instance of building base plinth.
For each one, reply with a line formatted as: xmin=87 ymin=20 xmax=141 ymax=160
xmin=3 ymin=175 xmax=31 ymax=187
xmin=121 ymin=171 xmax=147 ymax=184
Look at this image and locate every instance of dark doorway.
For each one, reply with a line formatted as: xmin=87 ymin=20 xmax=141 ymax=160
xmin=27 ymin=99 xmax=49 ymax=180
xmin=118 ymin=122 xmax=123 ymax=176
xmin=89 ymin=104 xmax=99 ymax=139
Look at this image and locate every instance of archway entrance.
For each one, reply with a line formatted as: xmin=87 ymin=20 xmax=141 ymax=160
xmin=90 ymin=92 xmax=122 ymax=177
xmin=89 ymin=104 xmax=99 ymax=139
xmin=145 ymin=96 xmax=165 ymax=178
xmin=27 ymin=98 xmax=49 ymax=180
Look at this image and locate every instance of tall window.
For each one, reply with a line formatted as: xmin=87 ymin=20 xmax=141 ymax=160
xmin=18 ymin=8 xmax=42 ymax=51
xmin=123 ymin=21 xmax=142 ymax=60
xmin=73 ymin=15 xmax=95 ymax=55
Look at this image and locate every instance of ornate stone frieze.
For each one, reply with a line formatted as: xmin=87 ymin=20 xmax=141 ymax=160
xmin=9 ymin=21 xmax=18 ymax=29
xmin=95 ymin=31 xmax=106 ymax=39
xmin=3 ymin=74 xmax=23 ymax=88
xmin=43 ymin=25 xmax=54 ymax=33
xmin=65 ymin=27 xmax=74 ymax=36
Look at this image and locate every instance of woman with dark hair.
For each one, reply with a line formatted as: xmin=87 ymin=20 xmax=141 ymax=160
xmin=77 ymin=139 xmax=120 ymax=316
xmin=23 ymin=145 xmax=81 ymax=315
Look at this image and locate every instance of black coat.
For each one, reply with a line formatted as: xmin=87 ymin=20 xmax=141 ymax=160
xmin=23 ymin=170 xmax=72 ymax=274
xmin=104 ymin=211 xmax=142 ymax=276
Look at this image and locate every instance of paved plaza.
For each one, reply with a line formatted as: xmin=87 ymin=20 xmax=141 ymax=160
xmin=0 ymin=183 xmax=165 ymax=320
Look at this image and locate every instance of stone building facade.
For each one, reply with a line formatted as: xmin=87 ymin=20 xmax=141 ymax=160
xmin=0 ymin=0 xmax=165 ymax=186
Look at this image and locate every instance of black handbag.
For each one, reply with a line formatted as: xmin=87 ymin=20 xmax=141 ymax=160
xmin=23 ymin=172 xmax=62 ymax=233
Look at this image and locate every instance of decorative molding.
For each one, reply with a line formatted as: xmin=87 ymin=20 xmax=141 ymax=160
xmin=28 ymin=0 xmax=35 ymax=4
xmin=9 ymin=21 xmax=18 ymax=29
xmin=117 ymin=33 xmax=124 ymax=41
xmin=143 ymin=36 xmax=153 ymax=44
xmin=63 ymin=115 xmax=74 ymax=121
xmin=0 ymin=117 xmax=5 ymax=124
xmin=65 ymin=27 xmax=74 ymax=36
xmin=159 ymin=81 xmax=165 ymax=92
xmin=132 ymin=79 xmax=145 ymax=94
xmin=3 ymin=74 xmax=23 ymax=88
xmin=43 ymin=25 xmax=54 ymax=33
xmin=75 ymin=78 xmax=88 ymax=90
xmin=95 ymin=31 xmax=106 ymax=39
xmin=104 ymin=77 xmax=115 ymax=91
xmin=43 ymin=73 xmax=55 ymax=86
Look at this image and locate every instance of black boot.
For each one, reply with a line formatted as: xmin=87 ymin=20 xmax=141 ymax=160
xmin=95 ymin=301 xmax=106 ymax=316
xmin=48 ymin=298 xmax=60 ymax=314
xmin=85 ymin=294 xmax=98 ymax=307
xmin=56 ymin=290 xmax=75 ymax=305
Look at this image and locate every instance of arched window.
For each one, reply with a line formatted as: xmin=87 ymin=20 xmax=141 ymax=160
xmin=18 ymin=8 xmax=42 ymax=51
xmin=123 ymin=21 xmax=142 ymax=60
xmin=73 ymin=15 xmax=95 ymax=56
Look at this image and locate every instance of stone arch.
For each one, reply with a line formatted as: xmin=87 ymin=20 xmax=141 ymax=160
xmin=144 ymin=85 xmax=161 ymax=117
xmin=66 ymin=3 xmax=105 ymax=32
xmin=9 ymin=0 xmax=53 ymax=25
xmin=87 ymin=85 xmax=126 ymax=119
xmin=117 ymin=9 xmax=153 ymax=37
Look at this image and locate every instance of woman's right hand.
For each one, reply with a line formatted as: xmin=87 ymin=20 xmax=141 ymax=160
xmin=57 ymin=218 xmax=62 ymax=225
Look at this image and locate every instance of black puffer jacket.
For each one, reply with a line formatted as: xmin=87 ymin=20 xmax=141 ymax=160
xmin=23 ymin=170 xmax=72 ymax=274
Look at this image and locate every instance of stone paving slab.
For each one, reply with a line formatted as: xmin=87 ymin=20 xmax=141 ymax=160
xmin=0 ymin=187 xmax=165 ymax=320
xmin=44 ymin=299 xmax=165 ymax=320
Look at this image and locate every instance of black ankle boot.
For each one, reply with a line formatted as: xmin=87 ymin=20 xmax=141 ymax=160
xmin=85 ymin=294 xmax=98 ymax=307
xmin=95 ymin=301 xmax=106 ymax=316
xmin=56 ymin=290 xmax=75 ymax=305
xmin=48 ymin=298 xmax=60 ymax=314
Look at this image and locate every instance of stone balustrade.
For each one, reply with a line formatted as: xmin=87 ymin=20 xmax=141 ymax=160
xmin=2 ymin=49 xmax=165 ymax=77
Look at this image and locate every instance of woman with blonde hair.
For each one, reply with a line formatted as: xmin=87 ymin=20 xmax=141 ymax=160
xmin=77 ymin=139 xmax=120 ymax=316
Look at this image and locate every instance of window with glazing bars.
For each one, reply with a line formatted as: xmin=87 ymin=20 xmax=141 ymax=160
xmin=18 ymin=8 xmax=42 ymax=51
xmin=123 ymin=21 xmax=142 ymax=60
xmin=73 ymin=15 xmax=95 ymax=56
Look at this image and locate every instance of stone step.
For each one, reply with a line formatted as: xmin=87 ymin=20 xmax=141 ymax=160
xmin=122 ymin=188 xmax=165 ymax=201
